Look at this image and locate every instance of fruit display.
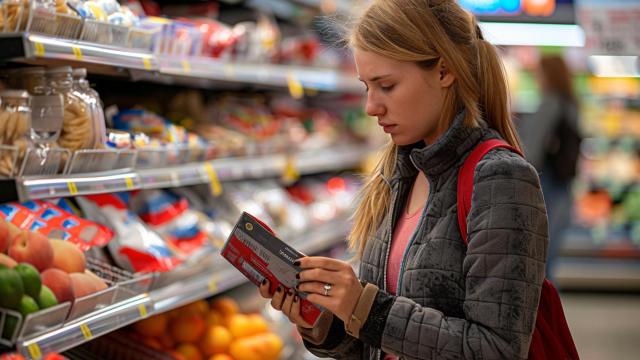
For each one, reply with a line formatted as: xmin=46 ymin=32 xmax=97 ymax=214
xmin=128 ymin=297 xmax=283 ymax=360
xmin=0 ymin=219 xmax=110 ymax=341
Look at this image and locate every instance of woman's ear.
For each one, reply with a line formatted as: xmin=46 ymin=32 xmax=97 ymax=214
xmin=438 ymin=59 xmax=455 ymax=88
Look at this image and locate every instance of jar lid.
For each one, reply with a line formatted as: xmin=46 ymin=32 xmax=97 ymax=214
xmin=46 ymin=66 xmax=73 ymax=75
xmin=0 ymin=90 xmax=30 ymax=99
xmin=72 ymin=68 xmax=88 ymax=78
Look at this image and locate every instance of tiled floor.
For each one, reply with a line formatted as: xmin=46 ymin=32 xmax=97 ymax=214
xmin=561 ymin=293 xmax=640 ymax=360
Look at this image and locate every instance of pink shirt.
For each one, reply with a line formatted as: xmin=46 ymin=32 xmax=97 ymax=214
xmin=384 ymin=204 xmax=423 ymax=360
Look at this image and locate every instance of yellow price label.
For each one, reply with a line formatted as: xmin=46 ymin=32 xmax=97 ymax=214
xmin=125 ymin=176 xmax=134 ymax=190
xmin=287 ymin=73 xmax=304 ymax=100
xmin=28 ymin=343 xmax=43 ymax=359
xmin=181 ymin=60 xmax=191 ymax=73
xmin=282 ymin=156 xmax=300 ymax=184
xmin=208 ymin=277 xmax=218 ymax=293
xmin=72 ymin=47 xmax=83 ymax=60
xmin=204 ymin=163 xmax=223 ymax=197
xmin=67 ymin=182 xmax=78 ymax=195
xmin=80 ymin=323 xmax=93 ymax=340
xmin=138 ymin=304 xmax=148 ymax=318
xmin=34 ymin=42 xmax=45 ymax=57
xmin=142 ymin=57 xmax=152 ymax=70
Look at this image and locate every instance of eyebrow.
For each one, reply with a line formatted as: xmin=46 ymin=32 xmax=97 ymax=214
xmin=358 ymin=74 xmax=392 ymax=82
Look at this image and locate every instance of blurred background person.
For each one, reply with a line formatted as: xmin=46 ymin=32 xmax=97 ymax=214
xmin=519 ymin=54 xmax=582 ymax=283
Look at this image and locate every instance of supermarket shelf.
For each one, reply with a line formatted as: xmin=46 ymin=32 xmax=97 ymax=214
xmin=12 ymin=144 xmax=371 ymax=202
xmin=554 ymin=257 xmax=640 ymax=291
xmin=0 ymin=33 xmax=362 ymax=93
xmin=16 ymin=219 xmax=350 ymax=358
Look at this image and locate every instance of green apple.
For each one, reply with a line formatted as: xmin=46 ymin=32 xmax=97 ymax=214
xmin=17 ymin=295 xmax=39 ymax=317
xmin=14 ymin=263 xmax=41 ymax=299
xmin=0 ymin=266 xmax=24 ymax=309
xmin=37 ymin=285 xmax=58 ymax=309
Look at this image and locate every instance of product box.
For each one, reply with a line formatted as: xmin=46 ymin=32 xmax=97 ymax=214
xmin=221 ymin=212 xmax=323 ymax=326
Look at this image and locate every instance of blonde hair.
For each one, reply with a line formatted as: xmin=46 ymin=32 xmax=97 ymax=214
xmin=348 ymin=0 xmax=523 ymax=258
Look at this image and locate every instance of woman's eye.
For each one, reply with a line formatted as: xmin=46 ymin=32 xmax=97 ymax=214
xmin=381 ymin=85 xmax=395 ymax=92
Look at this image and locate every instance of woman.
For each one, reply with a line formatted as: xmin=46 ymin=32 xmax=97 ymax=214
xmin=519 ymin=55 xmax=581 ymax=282
xmin=260 ymin=1 xmax=548 ymax=359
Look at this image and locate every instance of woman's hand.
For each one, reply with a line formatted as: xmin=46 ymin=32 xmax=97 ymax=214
xmin=258 ymin=279 xmax=313 ymax=329
xmin=295 ymin=257 xmax=363 ymax=324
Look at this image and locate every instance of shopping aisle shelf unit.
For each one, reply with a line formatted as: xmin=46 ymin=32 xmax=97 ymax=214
xmin=14 ymin=219 xmax=350 ymax=358
xmin=2 ymin=144 xmax=372 ymax=203
xmin=0 ymin=32 xmax=363 ymax=93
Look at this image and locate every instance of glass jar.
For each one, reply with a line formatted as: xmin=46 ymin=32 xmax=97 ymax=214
xmin=47 ymin=66 xmax=93 ymax=151
xmin=0 ymin=90 xmax=32 ymax=176
xmin=20 ymin=67 xmax=48 ymax=96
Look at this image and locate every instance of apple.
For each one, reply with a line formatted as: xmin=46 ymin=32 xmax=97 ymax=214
xmin=8 ymin=231 xmax=54 ymax=272
xmin=0 ymin=220 xmax=9 ymax=253
xmin=0 ymin=253 xmax=17 ymax=268
xmin=50 ymin=239 xmax=86 ymax=273
xmin=41 ymin=268 xmax=73 ymax=303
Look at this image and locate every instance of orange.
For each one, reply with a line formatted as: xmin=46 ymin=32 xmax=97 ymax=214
xmin=199 ymin=326 xmax=233 ymax=356
xmin=181 ymin=300 xmax=210 ymax=316
xmin=175 ymin=344 xmax=203 ymax=360
xmin=158 ymin=332 xmax=176 ymax=350
xmin=141 ymin=336 xmax=163 ymax=350
xmin=205 ymin=310 xmax=225 ymax=327
xmin=208 ymin=355 xmax=233 ymax=360
xmin=229 ymin=333 xmax=283 ymax=360
xmin=170 ymin=314 xmax=206 ymax=343
xmin=168 ymin=351 xmax=186 ymax=360
xmin=228 ymin=314 xmax=270 ymax=339
xmin=210 ymin=297 xmax=239 ymax=318
xmin=133 ymin=313 xmax=169 ymax=337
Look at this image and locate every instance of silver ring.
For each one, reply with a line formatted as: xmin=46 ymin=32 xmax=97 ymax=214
xmin=323 ymin=283 xmax=332 ymax=296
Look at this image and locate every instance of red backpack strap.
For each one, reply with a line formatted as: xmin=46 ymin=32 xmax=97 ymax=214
xmin=457 ymin=139 xmax=523 ymax=244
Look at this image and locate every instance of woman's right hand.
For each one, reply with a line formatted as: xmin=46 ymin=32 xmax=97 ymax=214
xmin=258 ymin=279 xmax=313 ymax=329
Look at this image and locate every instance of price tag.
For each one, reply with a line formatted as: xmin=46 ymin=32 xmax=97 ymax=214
xmin=125 ymin=176 xmax=135 ymax=190
xmin=287 ymin=72 xmax=304 ymax=100
xmin=80 ymin=323 xmax=93 ymax=340
xmin=203 ymin=163 xmax=223 ymax=197
xmin=34 ymin=42 xmax=45 ymax=57
xmin=28 ymin=343 xmax=42 ymax=359
xmin=282 ymin=155 xmax=300 ymax=184
xmin=208 ymin=276 xmax=218 ymax=293
xmin=72 ymin=47 xmax=83 ymax=60
xmin=138 ymin=304 xmax=148 ymax=318
xmin=67 ymin=182 xmax=78 ymax=195
xmin=181 ymin=60 xmax=191 ymax=73
xmin=142 ymin=57 xmax=153 ymax=70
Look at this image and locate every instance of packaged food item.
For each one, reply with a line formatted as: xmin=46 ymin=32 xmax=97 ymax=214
xmin=46 ymin=66 xmax=94 ymax=152
xmin=20 ymin=67 xmax=48 ymax=95
xmin=72 ymin=68 xmax=106 ymax=148
xmin=129 ymin=190 xmax=213 ymax=259
xmin=0 ymin=200 xmax=113 ymax=250
xmin=0 ymin=90 xmax=31 ymax=176
xmin=76 ymin=193 xmax=181 ymax=273
xmin=3 ymin=0 xmax=30 ymax=32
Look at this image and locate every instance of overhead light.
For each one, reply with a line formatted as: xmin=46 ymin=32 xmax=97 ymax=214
xmin=589 ymin=56 xmax=640 ymax=78
xmin=479 ymin=22 xmax=585 ymax=47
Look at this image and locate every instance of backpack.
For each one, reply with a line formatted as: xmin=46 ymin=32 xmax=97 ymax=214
xmin=544 ymin=103 xmax=582 ymax=182
xmin=457 ymin=139 xmax=579 ymax=360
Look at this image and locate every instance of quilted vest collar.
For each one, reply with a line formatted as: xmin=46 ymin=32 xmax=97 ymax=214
xmin=392 ymin=111 xmax=488 ymax=181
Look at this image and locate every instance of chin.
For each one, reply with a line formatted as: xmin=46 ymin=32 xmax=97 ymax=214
xmin=389 ymin=134 xmax=421 ymax=146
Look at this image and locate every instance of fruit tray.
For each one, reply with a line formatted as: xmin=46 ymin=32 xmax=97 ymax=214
xmin=0 ymin=259 xmax=152 ymax=347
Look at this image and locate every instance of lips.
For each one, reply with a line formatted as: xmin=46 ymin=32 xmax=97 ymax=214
xmin=378 ymin=122 xmax=397 ymax=134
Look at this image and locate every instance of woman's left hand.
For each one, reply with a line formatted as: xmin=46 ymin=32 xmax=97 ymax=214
xmin=295 ymin=256 xmax=363 ymax=324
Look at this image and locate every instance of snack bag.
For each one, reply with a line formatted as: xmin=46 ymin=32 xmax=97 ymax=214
xmin=76 ymin=193 xmax=181 ymax=273
xmin=0 ymin=200 xmax=113 ymax=250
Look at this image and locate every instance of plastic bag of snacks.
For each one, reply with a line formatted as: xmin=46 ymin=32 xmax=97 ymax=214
xmin=2 ymin=0 xmax=30 ymax=32
xmin=129 ymin=190 xmax=214 ymax=259
xmin=0 ymin=200 xmax=113 ymax=250
xmin=71 ymin=68 xmax=106 ymax=148
xmin=76 ymin=193 xmax=181 ymax=273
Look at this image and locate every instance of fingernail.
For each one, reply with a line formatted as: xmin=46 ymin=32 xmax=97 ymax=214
xmin=288 ymin=289 xmax=293 ymax=296
xmin=295 ymin=273 xmax=300 ymax=279
xmin=276 ymin=286 xmax=282 ymax=293
xmin=261 ymin=279 xmax=267 ymax=285
xmin=295 ymin=284 xmax=300 ymax=290
xmin=293 ymin=261 xmax=300 ymax=266
xmin=294 ymin=296 xmax=299 ymax=303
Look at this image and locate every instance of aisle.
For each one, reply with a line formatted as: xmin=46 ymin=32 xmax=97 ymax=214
xmin=561 ymin=293 xmax=640 ymax=360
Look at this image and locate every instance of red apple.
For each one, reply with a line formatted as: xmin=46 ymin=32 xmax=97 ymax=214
xmin=0 ymin=253 xmax=17 ymax=268
xmin=9 ymin=231 xmax=54 ymax=271
xmin=0 ymin=220 xmax=9 ymax=254
xmin=41 ymin=268 xmax=74 ymax=303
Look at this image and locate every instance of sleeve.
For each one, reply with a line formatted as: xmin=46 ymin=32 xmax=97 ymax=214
xmin=356 ymin=150 xmax=548 ymax=360
xmin=298 ymin=312 xmax=364 ymax=359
